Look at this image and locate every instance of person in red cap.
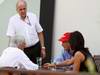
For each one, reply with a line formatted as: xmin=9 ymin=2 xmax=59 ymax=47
xmin=58 ymin=32 xmax=71 ymax=51
xmin=52 ymin=32 xmax=72 ymax=71
xmin=43 ymin=32 xmax=73 ymax=71
xmin=43 ymin=31 xmax=98 ymax=72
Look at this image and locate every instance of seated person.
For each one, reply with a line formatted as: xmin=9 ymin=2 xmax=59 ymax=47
xmin=53 ymin=43 xmax=72 ymax=70
xmin=0 ymin=36 xmax=38 ymax=70
xmin=43 ymin=31 xmax=98 ymax=72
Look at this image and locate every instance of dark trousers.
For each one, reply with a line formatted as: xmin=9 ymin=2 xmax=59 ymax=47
xmin=24 ymin=42 xmax=41 ymax=64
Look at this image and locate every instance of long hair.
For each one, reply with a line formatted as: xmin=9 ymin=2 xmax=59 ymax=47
xmin=69 ymin=31 xmax=88 ymax=54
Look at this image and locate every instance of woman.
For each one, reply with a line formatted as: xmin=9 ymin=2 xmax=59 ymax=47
xmin=43 ymin=31 xmax=98 ymax=72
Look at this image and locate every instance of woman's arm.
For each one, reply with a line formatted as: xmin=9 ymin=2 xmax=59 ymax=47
xmin=43 ymin=51 xmax=85 ymax=71
xmin=56 ymin=57 xmax=74 ymax=67
xmin=73 ymin=51 xmax=85 ymax=72
xmin=43 ymin=57 xmax=74 ymax=68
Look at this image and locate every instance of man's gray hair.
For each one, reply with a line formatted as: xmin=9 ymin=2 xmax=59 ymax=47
xmin=16 ymin=0 xmax=27 ymax=9
xmin=9 ymin=36 xmax=25 ymax=47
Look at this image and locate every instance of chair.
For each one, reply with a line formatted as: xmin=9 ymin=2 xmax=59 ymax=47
xmin=94 ymin=55 xmax=100 ymax=72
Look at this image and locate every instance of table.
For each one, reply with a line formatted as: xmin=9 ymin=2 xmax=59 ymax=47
xmin=0 ymin=67 xmax=99 ymax=75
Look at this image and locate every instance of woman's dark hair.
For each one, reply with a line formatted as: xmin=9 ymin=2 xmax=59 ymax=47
xmin=69 ymin=31 xmax=86 ymax=52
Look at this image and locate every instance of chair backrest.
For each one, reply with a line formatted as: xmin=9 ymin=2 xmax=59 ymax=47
xmin=94 ymin=55 xmax=100 ymax=72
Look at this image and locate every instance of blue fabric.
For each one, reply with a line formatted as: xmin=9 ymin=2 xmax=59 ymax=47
xmin=62 ymin=51 xmax=71 ymax=60
xmin=52 ymin=49 xmax=73 ymax=71
xmin=53 ymin=49 xmax=72 ymax=64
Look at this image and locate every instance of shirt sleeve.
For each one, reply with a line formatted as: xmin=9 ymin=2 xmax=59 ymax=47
xmin=6 ymin=18 xmax=16 ymax=37
xmin=35 ymin=15 xmax=43 ymax=33
xmin=18 ymin=50 xmax=39 ymax=70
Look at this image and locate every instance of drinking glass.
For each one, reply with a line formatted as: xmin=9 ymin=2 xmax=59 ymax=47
xmin=36 ymin=57 xmax=42 ymax=69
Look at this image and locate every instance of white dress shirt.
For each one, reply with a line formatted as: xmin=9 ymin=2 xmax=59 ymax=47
xmin=6 ymin=12 xmax=43 ymax=47
xmin=0 ymin=47 xmax=39 ymax=70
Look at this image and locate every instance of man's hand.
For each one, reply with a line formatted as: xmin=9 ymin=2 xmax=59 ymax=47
xmin=41 ymin=47 xmax=46 ymax=59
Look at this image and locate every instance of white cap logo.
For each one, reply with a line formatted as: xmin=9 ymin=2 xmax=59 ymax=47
xmin=0 ymin=0 xmax=5 ymax=5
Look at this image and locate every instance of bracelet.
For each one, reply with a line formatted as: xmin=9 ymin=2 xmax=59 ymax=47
xmin=42 ymin=46 xmax=46 ymax=49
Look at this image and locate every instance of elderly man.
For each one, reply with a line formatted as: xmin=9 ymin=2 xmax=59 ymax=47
xmin=6 ymin=0 xmax=46 ymax=64
xmin=0 ymin=36 xmax=38 ymax=70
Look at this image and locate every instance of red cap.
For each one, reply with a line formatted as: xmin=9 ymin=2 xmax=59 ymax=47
xmin=59 ymin=32 xmax=71 ymax=43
